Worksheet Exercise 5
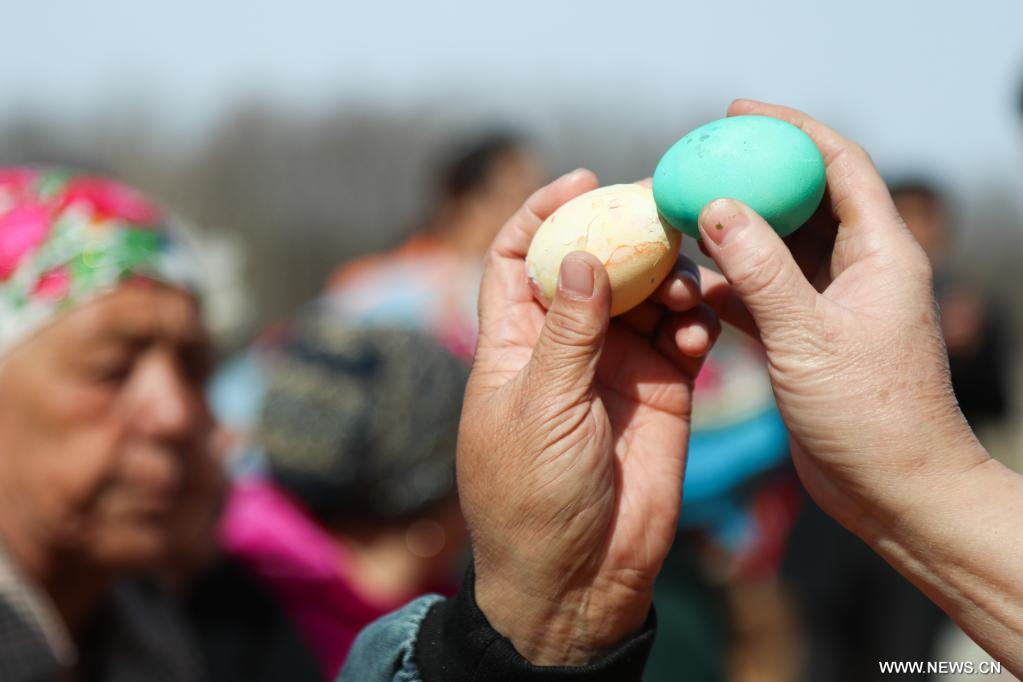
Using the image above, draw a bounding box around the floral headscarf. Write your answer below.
[0,167,197,355]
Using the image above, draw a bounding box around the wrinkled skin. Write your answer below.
[0,284,213,594]
[457,171,719,664]
[695,100,981,531]
[457,100,1023,675]
[697,101,1022,675]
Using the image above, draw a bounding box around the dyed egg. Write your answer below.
[526,184,681,316]
[653,115,826,239]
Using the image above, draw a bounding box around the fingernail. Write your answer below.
[674,262,701,288]
[559,254,594,299]
[667,278,689,300]
[701,199,749,246]
[731,97,765,109]
[668,269,700,300]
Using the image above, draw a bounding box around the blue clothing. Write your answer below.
[336,595,442,682]
[337,567,656,682]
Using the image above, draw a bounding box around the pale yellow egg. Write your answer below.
[526,184,682,316]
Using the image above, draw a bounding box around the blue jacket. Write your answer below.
[337,568,655,682]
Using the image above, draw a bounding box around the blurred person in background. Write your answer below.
[202,130,538,677]
[891,179,1010,429]
[165,416,322,682]
[0,167,318,682]
[324,130,544,359]
[219,311,470,679]
[0,167,208,681]
[645,325,800,682]
[208,130,543,474]
[782,499,947,681]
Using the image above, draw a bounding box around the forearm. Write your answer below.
[854,452,1023,674]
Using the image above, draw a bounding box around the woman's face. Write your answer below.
[0,283,214,570]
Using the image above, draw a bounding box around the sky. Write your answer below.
[5,0,1023,226]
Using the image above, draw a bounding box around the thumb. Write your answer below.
[526,251,611,394]
[698,198,817,338]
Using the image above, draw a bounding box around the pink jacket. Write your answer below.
[219,479,441,679]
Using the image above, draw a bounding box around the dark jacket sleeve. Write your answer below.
[414,565,656,682]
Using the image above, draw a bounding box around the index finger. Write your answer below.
[477,169,599,343]
[489,168,599,260]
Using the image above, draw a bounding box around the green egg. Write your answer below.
[653,115,826,239]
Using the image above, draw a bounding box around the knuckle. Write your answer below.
[700,309,724,348]
[895,243,934,287]
[851,142,872,163]
[912,250,934,279]
[545,306,598,348]
[912,258,934,289]
[829,143,873,182]
[694,302,721,337]
[729,238,789,297]
[482,249,501,273]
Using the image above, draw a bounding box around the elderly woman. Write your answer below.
[0,168,318,682]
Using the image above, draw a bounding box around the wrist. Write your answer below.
[475,567,652,665]
[844,454,1023,674]
[844,433,991,543]
[813,391,986,534]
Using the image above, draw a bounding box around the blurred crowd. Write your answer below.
[0,101,1019,682]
